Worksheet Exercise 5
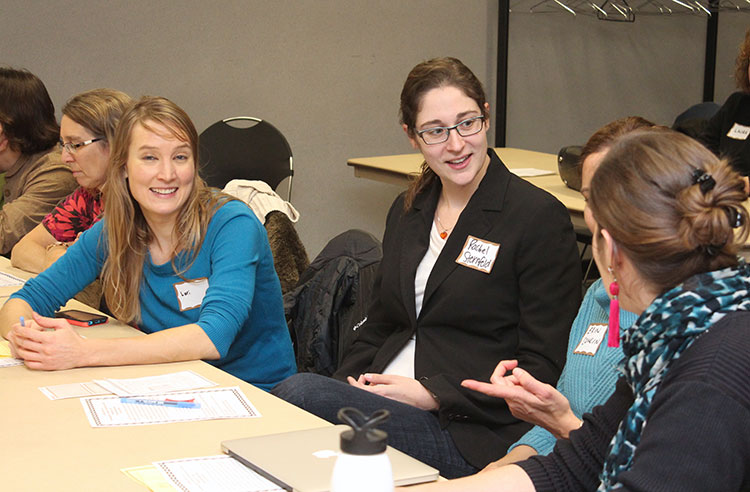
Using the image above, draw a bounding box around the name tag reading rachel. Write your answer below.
[573,323,608,356]
[174,278,209,311]
[727,122,750,140]
[455,235,500,274]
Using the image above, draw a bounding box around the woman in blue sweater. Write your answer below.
[467,117,653,468]
[0,96,296,391]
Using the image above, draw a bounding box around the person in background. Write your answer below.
[1,96,296,391]
[700,28,750,191]
[272,57,581,478]
[0,67,77,255]
[405,128,750,491]
[11,89,132,277]
[470,117,651,470]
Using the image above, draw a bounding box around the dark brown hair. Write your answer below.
[589,129,749,293]
[400,57,489,210]
[0,67,59,154]
[734,28,750,93]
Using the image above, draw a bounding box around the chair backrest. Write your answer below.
[199,116,294,201]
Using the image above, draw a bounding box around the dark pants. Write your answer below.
[271,373,478,479]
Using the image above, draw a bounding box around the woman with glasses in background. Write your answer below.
[11,89,132,309]
[11,89,131,286]
[273,57,581,478]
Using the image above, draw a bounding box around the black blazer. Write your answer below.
[700,91,750,176]
[335,149,582,467]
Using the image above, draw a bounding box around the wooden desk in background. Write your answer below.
[0,257,328,491]
[348,147,586,230]
[349,148,750,259]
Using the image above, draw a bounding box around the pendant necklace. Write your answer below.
[435,216,454,239]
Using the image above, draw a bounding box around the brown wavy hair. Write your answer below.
[400,57,489,210]
[580,116,655,164]
[734,28,750,93]
[101,96,234,323]
[589,129,749,293]
[62,89,132,149]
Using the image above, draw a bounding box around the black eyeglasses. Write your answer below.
[416,116,486,145]
[58,137,104,154]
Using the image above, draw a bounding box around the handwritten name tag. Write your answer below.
[455,235,500,274]
[173,277,209,311]
[727,123,750,140]
[573,323,607,356]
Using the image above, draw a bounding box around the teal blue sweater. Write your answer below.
[509,278,637,455]
[11,200,296,391]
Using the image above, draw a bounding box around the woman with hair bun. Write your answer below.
[407,129,750,491]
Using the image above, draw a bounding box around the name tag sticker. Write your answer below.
[573,323,608,356]
[727,123,750,140]
[174,277,209,311]
[455,235,500,274]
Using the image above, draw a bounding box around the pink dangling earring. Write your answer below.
[607,266,620,348]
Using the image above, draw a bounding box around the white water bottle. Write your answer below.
[331,407,394,492]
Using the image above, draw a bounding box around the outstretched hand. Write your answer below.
[462,360,581,439]
[7,312,88,370]
[347,373,439,411]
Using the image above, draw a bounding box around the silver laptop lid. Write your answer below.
[221,425,438,492]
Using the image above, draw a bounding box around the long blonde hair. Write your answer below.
[101,96,233,323]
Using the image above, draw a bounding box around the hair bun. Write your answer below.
[678,160,748,258]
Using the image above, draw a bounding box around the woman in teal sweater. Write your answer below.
[467,117,652,467]
[0,96,295,390]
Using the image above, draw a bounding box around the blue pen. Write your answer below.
[19,316,25,327]
[119,397,200,409]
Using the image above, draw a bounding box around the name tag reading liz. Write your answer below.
[727,122,750,140]
[456,235,500,274]
[174,278,209,311]
[573,323,608,356]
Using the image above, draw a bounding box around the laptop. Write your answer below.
[221,425,439,492]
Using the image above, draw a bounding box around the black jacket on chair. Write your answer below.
[334,149,582,468]
[286,230,382,376]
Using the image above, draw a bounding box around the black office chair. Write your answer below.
[199,116,294,201]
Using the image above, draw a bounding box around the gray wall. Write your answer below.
[507,9,750,152]
[1,0,496,257]
[2,1,747,257]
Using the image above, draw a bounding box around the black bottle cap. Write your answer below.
[337,407,390,455]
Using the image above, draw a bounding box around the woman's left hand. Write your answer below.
[347,373,439,411]
[7,312,87,370]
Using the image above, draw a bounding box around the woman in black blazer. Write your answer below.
[700,28,750,188]
[273,57,581,478]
